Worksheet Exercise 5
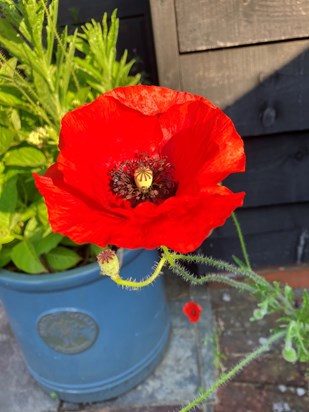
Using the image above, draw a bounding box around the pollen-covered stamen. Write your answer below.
[110,153,177,206]
[134,167,153,192]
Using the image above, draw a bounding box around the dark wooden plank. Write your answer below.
[209,204,309,237]
[225,132,309,207]
[58,0,147,25]
[201,229,306,267]
[180,39,309,136]
[176,0,309,52]
[149,0,181,89]
[116,16,158,83]
[199,203,309,267]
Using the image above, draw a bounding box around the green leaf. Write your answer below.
[36,232,63,255]
[0,126,15,155]
[0,245,12,267]
[11,239,47,273]
[0,84,25,107]
[37,200,49,226]
[0,227,15,244]
[60,236,79,247]
[45,246,82,271]
[4,147,46,167]
[90,244,103,257]
[24,216,45,243]
[232,255,247,269]
[0,171,18,233]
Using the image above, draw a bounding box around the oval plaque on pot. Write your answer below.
[38,310,99,354]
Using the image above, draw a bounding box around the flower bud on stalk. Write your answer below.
[97,249,120,280]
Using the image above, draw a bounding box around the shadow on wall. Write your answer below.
[199,46,309,267]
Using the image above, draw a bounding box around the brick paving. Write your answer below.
[0,274,308,412]
[210,288,309,412]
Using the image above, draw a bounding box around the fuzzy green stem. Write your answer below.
[168,252,270,290]
[111,256,167,288]
[179,331,285,412]
[169,261,255,293]
[232,212,252,270]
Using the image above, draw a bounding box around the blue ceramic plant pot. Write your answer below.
[0,249,170,403]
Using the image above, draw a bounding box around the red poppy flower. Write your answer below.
[183,301,203,323]
[34,85,245,253]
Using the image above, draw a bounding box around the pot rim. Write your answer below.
[0,248,150,293]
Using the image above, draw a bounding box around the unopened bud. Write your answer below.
[134,167,153,192]
[282,346,298,363]
[97,249,120,279]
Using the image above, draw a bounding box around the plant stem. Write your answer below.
[111,256,167,289]
[179,331,285,412]
[39,0,81,92]
[169,261,255,293]
[169,252,270,290]
[232,212,252,270]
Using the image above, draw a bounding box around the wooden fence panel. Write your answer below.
[180,40,309,136]
[176,0,309,52]
[150,0,309,266]
[202,203,309,267]
[226,132,309,207]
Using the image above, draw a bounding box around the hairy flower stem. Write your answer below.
[111,256,167,288]
[168,252,271,290]
[178,331,285,412]
[168,259,255,293]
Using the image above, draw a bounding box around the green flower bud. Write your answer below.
[97,249,120,279]
[282,346,298,363]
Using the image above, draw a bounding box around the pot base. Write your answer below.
[29,321,170,403]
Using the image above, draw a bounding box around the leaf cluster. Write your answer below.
[0,0,140,273]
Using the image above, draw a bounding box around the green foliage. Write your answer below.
[0,0,140,273]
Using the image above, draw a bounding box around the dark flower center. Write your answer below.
[110,153,177,206]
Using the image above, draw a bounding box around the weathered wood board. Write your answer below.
[180,39,309,136]
[200,203,309,267]
[149,0,181,90]
[150,0,309,266]
[176,0,309,52]
[226,132,309,207]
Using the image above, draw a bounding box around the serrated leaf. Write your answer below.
[36,232,63,255]
[11,239,47,273]
[0,57,18,77]
[0,85,29,109]
[4,147,46,166]
[45,246,82,271]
